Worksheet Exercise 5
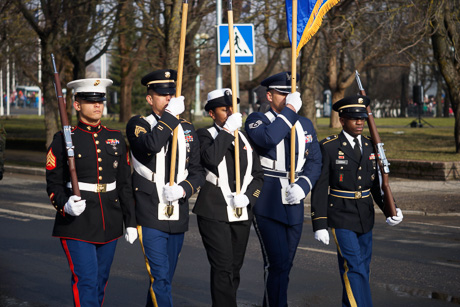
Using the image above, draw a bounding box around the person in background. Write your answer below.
[311,95,403,307]
[46,78,137,306]
[126,69,205,307]
[194,88,264,307]
[244,71,322,307]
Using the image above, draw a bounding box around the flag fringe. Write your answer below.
[296,0,341,57]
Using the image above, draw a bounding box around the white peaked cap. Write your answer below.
[67,78,113,94]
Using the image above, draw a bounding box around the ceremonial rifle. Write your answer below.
[167,0,189,218]
[355,70,396,217]
[289,0,298,184]
[51,54,80,197]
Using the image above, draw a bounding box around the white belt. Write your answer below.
[205,171,220,186]
[66,181,116,193]
[260,156,276,169]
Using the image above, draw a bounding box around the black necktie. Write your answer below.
[353,137,361,160]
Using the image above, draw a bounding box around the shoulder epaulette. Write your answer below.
[321,134,338,145]
[362,135,371,141]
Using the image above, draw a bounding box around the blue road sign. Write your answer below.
[218,24,255,65]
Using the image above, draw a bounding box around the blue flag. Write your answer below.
[286,0,340,57]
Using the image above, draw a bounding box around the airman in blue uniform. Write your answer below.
[311,95,403,307]
[245,72,322,307]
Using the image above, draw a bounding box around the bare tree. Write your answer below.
[429,0,460,152]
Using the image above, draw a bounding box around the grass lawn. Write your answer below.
[1,114,458,162]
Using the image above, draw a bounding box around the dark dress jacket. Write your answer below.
[46,121,136,243]
[193,125,264,221]
[126,111,205,233]
[311,131,385,234]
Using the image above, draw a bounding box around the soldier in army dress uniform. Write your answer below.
[46,78,138,306]
[194,88,264,307]
[126,69,204,307]
[311,95,403,307]
[245,72,322,307]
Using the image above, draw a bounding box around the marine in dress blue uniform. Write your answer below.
[46,79,137,307]
[245,72,322,307]
[126,69,205,307]
[311,95,403,307]
[194,89,264,307]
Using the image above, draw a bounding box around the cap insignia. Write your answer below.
[286,72,291,80]
[165,71,171,78]
[94,80,101,86]
[358,98,363,104]
[225,90,231,96]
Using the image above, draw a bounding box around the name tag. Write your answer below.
[336,160,348,165]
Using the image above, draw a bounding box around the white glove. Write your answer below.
[64,195,86,216]
[386,208,403,226]
[285,183,306,204]
[124,227,138,244]
[165,96,185,116]
[223,113,242,133]
[163,183,185,202]
[314,229,330,245]
[232,193,250,208]
[286,92,302,113]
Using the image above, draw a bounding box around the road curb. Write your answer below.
[5,165,46,176]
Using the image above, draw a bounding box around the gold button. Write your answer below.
[94,133,98,138]
[78,154,82,158]
[99,167,103,171]
[97,149,101,153]
[358,186,362,189]
[115,199,118,202]
[96,140,99,145]
[99,176,102,180]
[358,176,362,180]
[330,203,333,207]
[135,187,139,191]
[98,158,102,162]
[340,166,343,169]
[115,152,118,155]
[358,166,362,170]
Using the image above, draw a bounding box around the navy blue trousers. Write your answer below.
[60,238,117,307]
[332,228,373,307]
[254,215,302,307]
[138,226,184,307]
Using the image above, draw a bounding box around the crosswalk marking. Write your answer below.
[16,202,54,211]
[297,246,336,255]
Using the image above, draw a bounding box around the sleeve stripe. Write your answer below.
[184,179,194,194]
[159,121,173,131]
[298,175,312,190]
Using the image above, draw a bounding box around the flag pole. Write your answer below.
[168,0,188,216]
[227,0,242,217]
[290,0,297,184]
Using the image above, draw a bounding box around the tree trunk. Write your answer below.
[430,1,460,153]
[400,72,408,117]
[299,36,320,128]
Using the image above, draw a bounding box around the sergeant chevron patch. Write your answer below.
[134,126,147,137]
[46,148,56,170]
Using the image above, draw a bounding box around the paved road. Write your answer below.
[0,172,459,306]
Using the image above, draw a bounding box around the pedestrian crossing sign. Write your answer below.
[218,24,255,65]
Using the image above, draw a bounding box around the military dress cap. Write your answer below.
[67,78,113,102]
[333,95,370,118]
[141,69,177,95]
[204,88,240,111]
[261,71,300,94]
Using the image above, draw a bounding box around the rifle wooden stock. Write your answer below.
[357,84,396,218]
[51,54,80,197]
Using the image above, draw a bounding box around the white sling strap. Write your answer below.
[263,111,307,204]
[206,126,253,221]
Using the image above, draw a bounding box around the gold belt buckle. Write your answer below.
[97,184,107,193]
[354,191,362,199]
